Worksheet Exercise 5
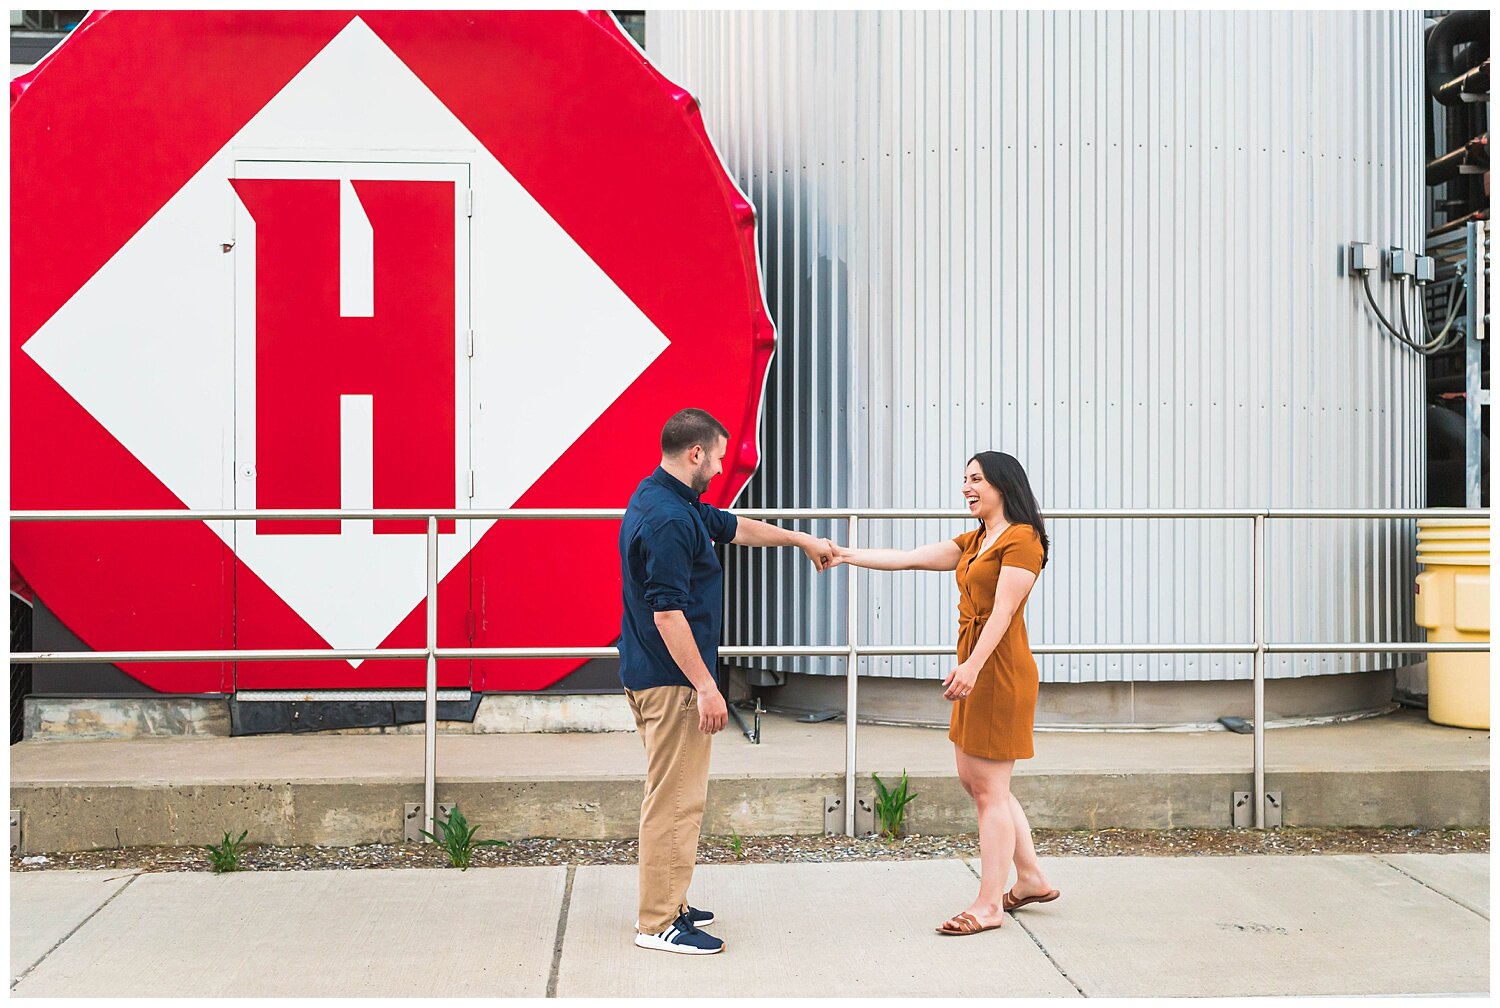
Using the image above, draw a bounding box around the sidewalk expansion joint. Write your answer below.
[545,864,577,998]
[1376,855,1489,920]
[964,857,1086,997]
[12,872,142,990]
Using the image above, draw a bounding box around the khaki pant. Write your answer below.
[625,684,713,934]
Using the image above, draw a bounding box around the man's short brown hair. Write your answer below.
[661,408,730,456]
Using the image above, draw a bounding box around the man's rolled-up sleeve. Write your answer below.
[642,519,696,613]
[698,504,738,544]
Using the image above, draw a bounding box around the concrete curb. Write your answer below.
[11,765,1489,852]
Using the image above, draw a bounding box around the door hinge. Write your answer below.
[465,190,474,217]
[466,329,475,358]
[468,471,475,499]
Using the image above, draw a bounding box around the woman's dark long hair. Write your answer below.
[969,451,1050,568]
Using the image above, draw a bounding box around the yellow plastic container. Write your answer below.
[1414,518,1490,730]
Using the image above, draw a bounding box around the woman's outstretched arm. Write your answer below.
[829,540,963,572]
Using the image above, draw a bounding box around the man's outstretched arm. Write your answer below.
[730,517,834,570]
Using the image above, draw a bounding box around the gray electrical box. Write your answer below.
[1389,247,1415,277]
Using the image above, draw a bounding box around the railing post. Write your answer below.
[1252,513,1266,829]
[844,514,860,837]
[424,514,438,839]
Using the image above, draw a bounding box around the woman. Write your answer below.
[830,451,1058,935]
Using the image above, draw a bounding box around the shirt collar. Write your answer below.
[651,466,700,503]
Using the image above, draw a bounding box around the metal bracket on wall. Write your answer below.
[823,795,875,836]
[403,802,455,843]
[10,810,20,854]
[1232,791,1283,829]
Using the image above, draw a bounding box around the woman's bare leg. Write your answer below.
[951,745,1015,927]
[1007,792,1053,899]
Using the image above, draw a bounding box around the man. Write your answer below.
[619,408,832,955]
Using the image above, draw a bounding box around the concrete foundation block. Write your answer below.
[1273,769,1490,829]
[13,782,294,853]
[25,698,230,741]
[903,772,1245,833]
[471,694,637,734]
[439,781,641,840]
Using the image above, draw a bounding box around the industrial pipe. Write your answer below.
[1427,134,1488,187]
[1428,209,1489,240]
[1427,10,1489,104]
[1436,58,1489,106]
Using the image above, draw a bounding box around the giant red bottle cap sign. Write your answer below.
[11,11,775,693]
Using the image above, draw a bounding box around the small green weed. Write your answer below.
[872,769,918,839]
[418,805,508,869]
[729,829,745,860]
[206,829,249,873]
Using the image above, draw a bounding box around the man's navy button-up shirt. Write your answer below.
[618,467,738,692]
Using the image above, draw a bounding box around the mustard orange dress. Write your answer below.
[948,523,1046,760]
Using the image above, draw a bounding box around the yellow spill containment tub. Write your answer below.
[1414,518,1490,730]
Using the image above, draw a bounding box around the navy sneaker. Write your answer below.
[634,912,725,955]
[636,905,715,928]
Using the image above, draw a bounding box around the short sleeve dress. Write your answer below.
[948,522,1046,760]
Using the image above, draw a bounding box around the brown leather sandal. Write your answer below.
[1003,888,1060,912]
[935,911,1002,935]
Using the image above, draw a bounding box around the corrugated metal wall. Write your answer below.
[649,11,1427,683]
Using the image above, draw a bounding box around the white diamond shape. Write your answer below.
[22,17,669,662]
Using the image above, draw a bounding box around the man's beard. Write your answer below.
[690,464,713,495]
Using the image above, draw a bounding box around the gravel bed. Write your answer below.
[10,827,1487,874]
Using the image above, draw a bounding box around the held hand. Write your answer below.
[800,535,836,572]
[942,661,979,701]
[819,537,837,570]
[697,687,728,735]
[824,542,852,569]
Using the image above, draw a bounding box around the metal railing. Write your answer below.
[11,506,1491,835]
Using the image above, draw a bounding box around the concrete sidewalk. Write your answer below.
[10,708,1490,850]
[10,853,1488,997]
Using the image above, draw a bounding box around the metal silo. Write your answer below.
[649,11,1428,725]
